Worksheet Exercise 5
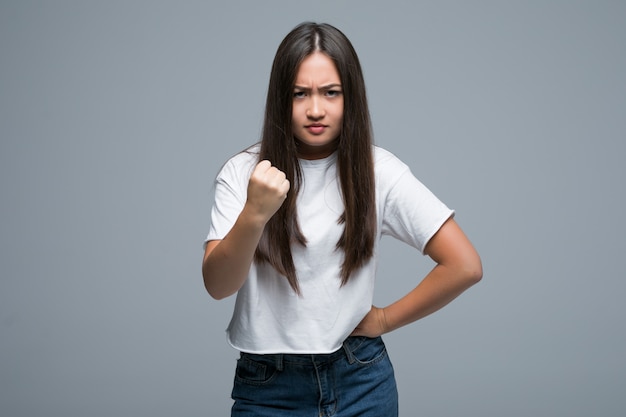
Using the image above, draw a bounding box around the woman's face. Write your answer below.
[291,52,344,160]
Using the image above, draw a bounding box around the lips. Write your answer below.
[306,124,327,134]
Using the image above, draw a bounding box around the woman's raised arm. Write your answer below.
[202,160,290,299]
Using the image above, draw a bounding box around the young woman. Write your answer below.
[202,22,482,417]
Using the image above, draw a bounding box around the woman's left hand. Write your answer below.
[350,306,388,338]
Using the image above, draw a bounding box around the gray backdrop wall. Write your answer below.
[1,1,624,416]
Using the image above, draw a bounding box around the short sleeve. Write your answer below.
[204,151,257,246]
[380,166,454,254]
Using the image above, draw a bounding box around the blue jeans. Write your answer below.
[231,336,398,417]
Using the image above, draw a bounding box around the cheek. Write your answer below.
[335,101,344,120]
[336,111,344,126]
[291,103,303,122]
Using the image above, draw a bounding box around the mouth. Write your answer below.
[305,124,327,134]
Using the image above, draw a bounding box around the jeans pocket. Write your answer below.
[235,354,278,385]
[345,336,388,366]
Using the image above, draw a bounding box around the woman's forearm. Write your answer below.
[382,262,482,333]
[202,206,266,299]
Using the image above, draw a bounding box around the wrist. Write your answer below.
[240,203,271,229]
[379,307,390,335]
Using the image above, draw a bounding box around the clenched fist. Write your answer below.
[245,160,290,223]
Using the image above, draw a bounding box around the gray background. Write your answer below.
[1,1,624,416]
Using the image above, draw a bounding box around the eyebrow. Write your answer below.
[293,83,342,91]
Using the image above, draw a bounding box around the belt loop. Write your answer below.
[342,338,356,364]
[276,354,284,371]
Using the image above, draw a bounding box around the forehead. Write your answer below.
[295,52,340,83]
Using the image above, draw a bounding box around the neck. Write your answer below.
[296,140,338,160]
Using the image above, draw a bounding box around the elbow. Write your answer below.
[468,266,483,286]
[204,282,220,300]
[450,253,482,288]
[203,276,232,300]
[202,269,228,300]
[207,289,229,301]
[464,257,483,286]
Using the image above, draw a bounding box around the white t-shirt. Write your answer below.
[205,145,453,354]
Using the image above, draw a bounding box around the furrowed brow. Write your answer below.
[294,83,342,91]
[320,83,342,91]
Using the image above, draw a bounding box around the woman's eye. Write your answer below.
[294,91,306,98]
[326,90,341,97]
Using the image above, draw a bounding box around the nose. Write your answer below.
[306,96,325,119]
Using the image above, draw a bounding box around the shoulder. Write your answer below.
[373,145,408,169]
[217,143,260,180]
[225,143,260,168]
[372,145,410,183]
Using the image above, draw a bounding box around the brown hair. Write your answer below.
[255,22,376,294]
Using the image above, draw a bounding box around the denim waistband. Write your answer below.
[238,336,378,371]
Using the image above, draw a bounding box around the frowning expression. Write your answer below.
[292,52,344,160]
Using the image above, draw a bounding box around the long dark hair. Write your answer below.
[255,22,376,294]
